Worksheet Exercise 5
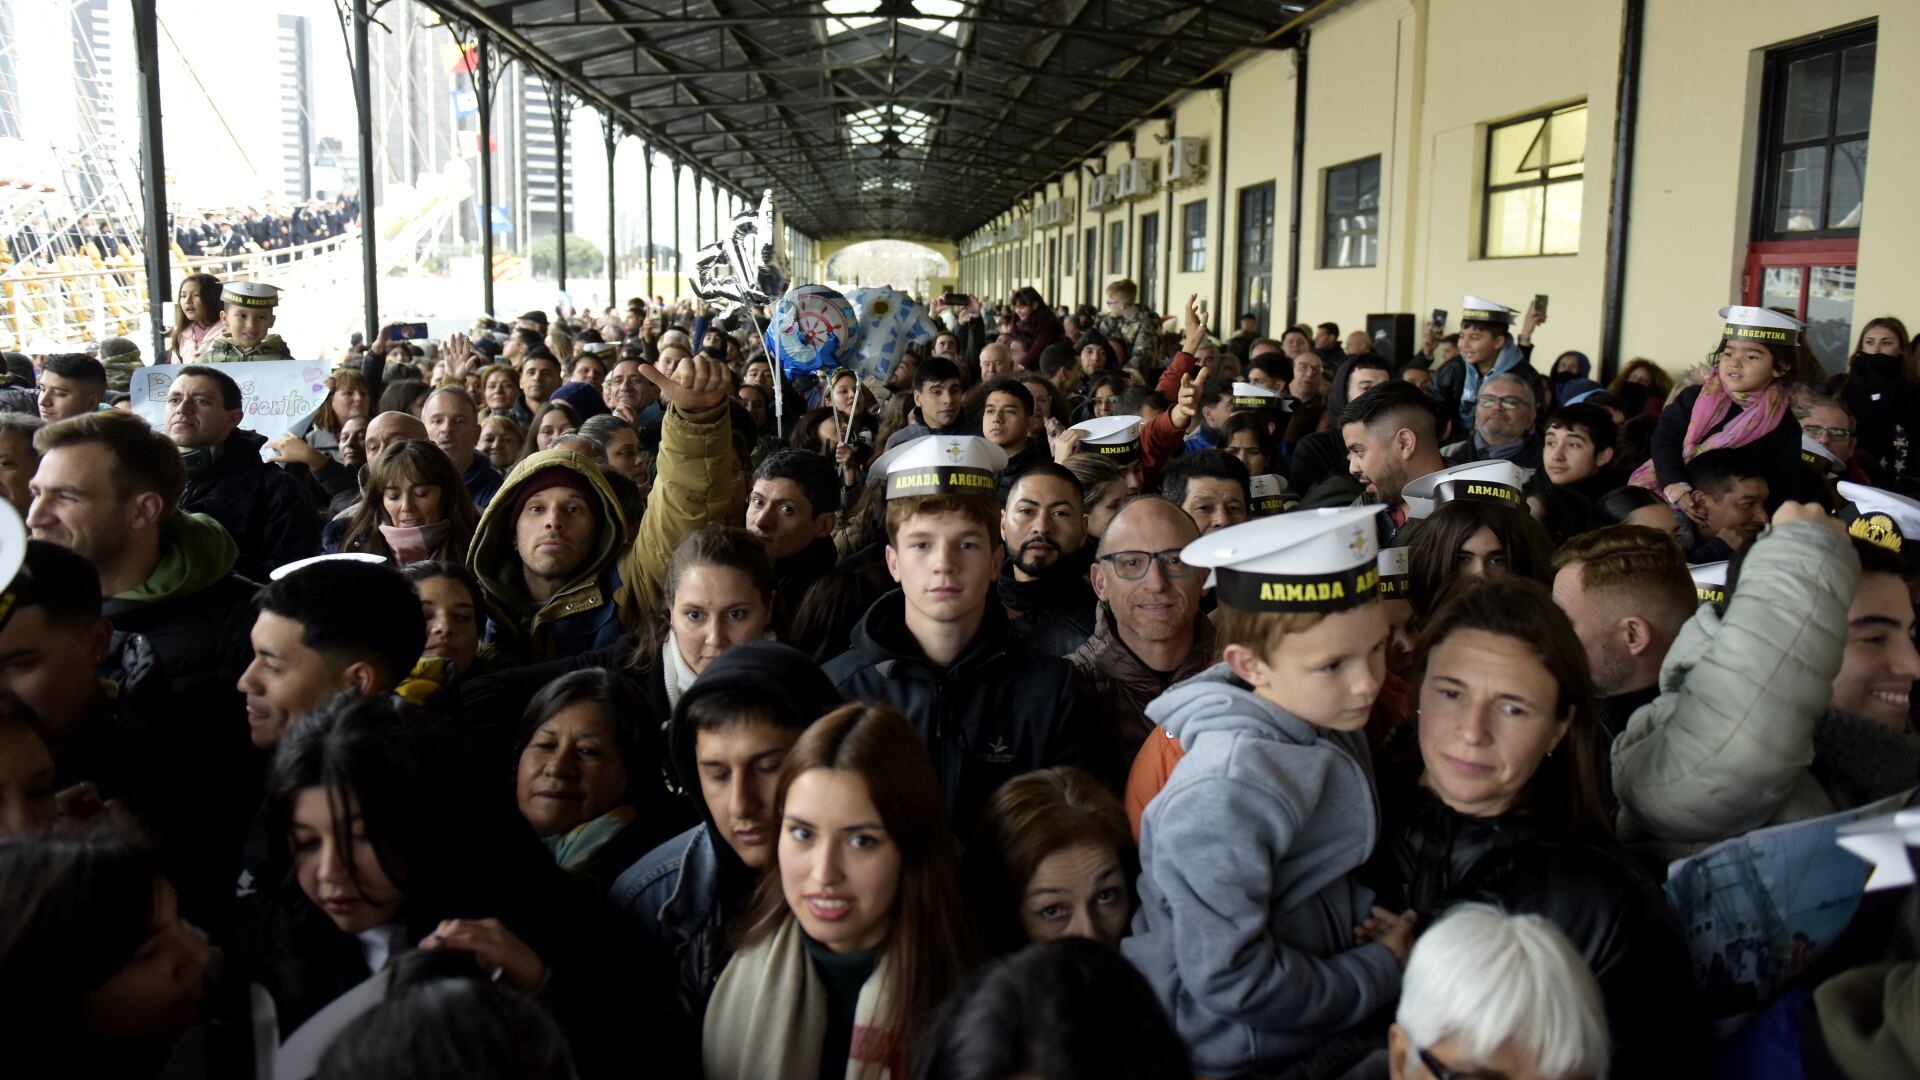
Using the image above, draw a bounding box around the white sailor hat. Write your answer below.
[224,281,282,309]
[1460,296,1518,326]
[1180,505,1386,614]
[0,499,29,633]
[1719,305,1803,347]
[1800,434,1844,476]
[1836,806,1920,892]
[269,552,388,581]
[1249,474,1287,517]
[579,341,617,357]
[1838,481,1920,560]
[1401,460,1528,510]
[1231,381,1285,411]
[870,434,1006,500]
[1690,561,1729,606]
[1377,545,1411,599]
[1070,415,1143,464]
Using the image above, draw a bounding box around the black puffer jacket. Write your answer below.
[995,549,1097,657]
[823,590,1084,831]
[1365,766,1704,1077]
[181,427,321,581]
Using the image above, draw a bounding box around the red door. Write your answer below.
[1741,238,1858,372]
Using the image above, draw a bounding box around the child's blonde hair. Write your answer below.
[1213,595,1381,662]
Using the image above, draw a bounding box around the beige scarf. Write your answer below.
[702,917,900,1080]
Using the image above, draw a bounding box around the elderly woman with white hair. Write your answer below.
[1386,904,1610,1080]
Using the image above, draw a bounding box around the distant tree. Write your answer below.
[531,233,604,278]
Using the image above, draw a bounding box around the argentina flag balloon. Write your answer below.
[847,286,939,382]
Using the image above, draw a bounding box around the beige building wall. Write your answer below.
[959,0,1916,378]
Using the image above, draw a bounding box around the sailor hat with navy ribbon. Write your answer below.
[1401,459,1529,510]
[223,281,281,309]
[1180,505,1387,613]
[1691,561,1729,606]
[869,434,1007,500]
[1720,305,1803,347]
[1069,415,1143,464]
[1231,381,1285,411]
[1249,474,1288,517]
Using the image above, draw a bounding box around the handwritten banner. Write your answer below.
[129,361,332,460]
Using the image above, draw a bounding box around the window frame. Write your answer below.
[1753,24,1874,242]
[1181,199,1207,273]
[1319,155,1380,269]
[1480,101,1587,259]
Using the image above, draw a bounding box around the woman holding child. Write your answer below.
[1362,576,1701,1076]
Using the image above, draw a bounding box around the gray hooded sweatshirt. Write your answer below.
[1120,663,1399,1076]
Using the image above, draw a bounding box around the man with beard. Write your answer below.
[1340,382,1450,545]
[996,462,1094,654]
[1069,497,1212,788]
[1550,525,1695,756]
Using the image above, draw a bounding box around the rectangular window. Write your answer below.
[1182,200,1207,273]
[1483,102,1586,258]
[1757,28,1873,240]
[1065,234,1075,274]
[1109,220,1125,275]
[1321,156,1379,268]
[1237,182,1277,333]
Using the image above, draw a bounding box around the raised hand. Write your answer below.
[1170,364,1212,432]
[1050,425,1087,463]
[640,351,731,413]
[421,918,546,993]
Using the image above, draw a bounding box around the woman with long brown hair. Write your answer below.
[1009,287,1063,371]
[337,440,478,565]
[704,703,980,1079]
[963,767,1136,954]
[289,366,371,464]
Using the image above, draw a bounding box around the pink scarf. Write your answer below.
[1631,372,1788,491]
[378,520,452,565]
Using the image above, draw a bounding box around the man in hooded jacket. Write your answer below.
[467,354,734,662]
[610,641,842,1031]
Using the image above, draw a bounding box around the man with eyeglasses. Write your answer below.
[1797,395,1871,484]
[1443,372,1543,472]
[1070,496,1211,788]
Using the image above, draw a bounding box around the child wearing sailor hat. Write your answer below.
[1122,505,1415,1077]
[1633,306,1806,509]
[199,280,293,361]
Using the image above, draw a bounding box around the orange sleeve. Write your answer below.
[1124,723,1186,843]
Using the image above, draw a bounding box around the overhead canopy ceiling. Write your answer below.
[419,0,1316,242]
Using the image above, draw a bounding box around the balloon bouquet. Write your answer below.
[689,192,941,445]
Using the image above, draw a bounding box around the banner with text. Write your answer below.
[130,362,332,460]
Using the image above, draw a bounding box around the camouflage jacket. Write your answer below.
[197,331,293,362]
[1096,307,1162,372]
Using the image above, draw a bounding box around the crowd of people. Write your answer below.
[0,268,1917,1080]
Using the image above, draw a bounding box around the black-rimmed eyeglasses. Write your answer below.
[1097,549,1200,580]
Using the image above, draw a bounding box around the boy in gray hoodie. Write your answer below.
[1121,505,1416,1076]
